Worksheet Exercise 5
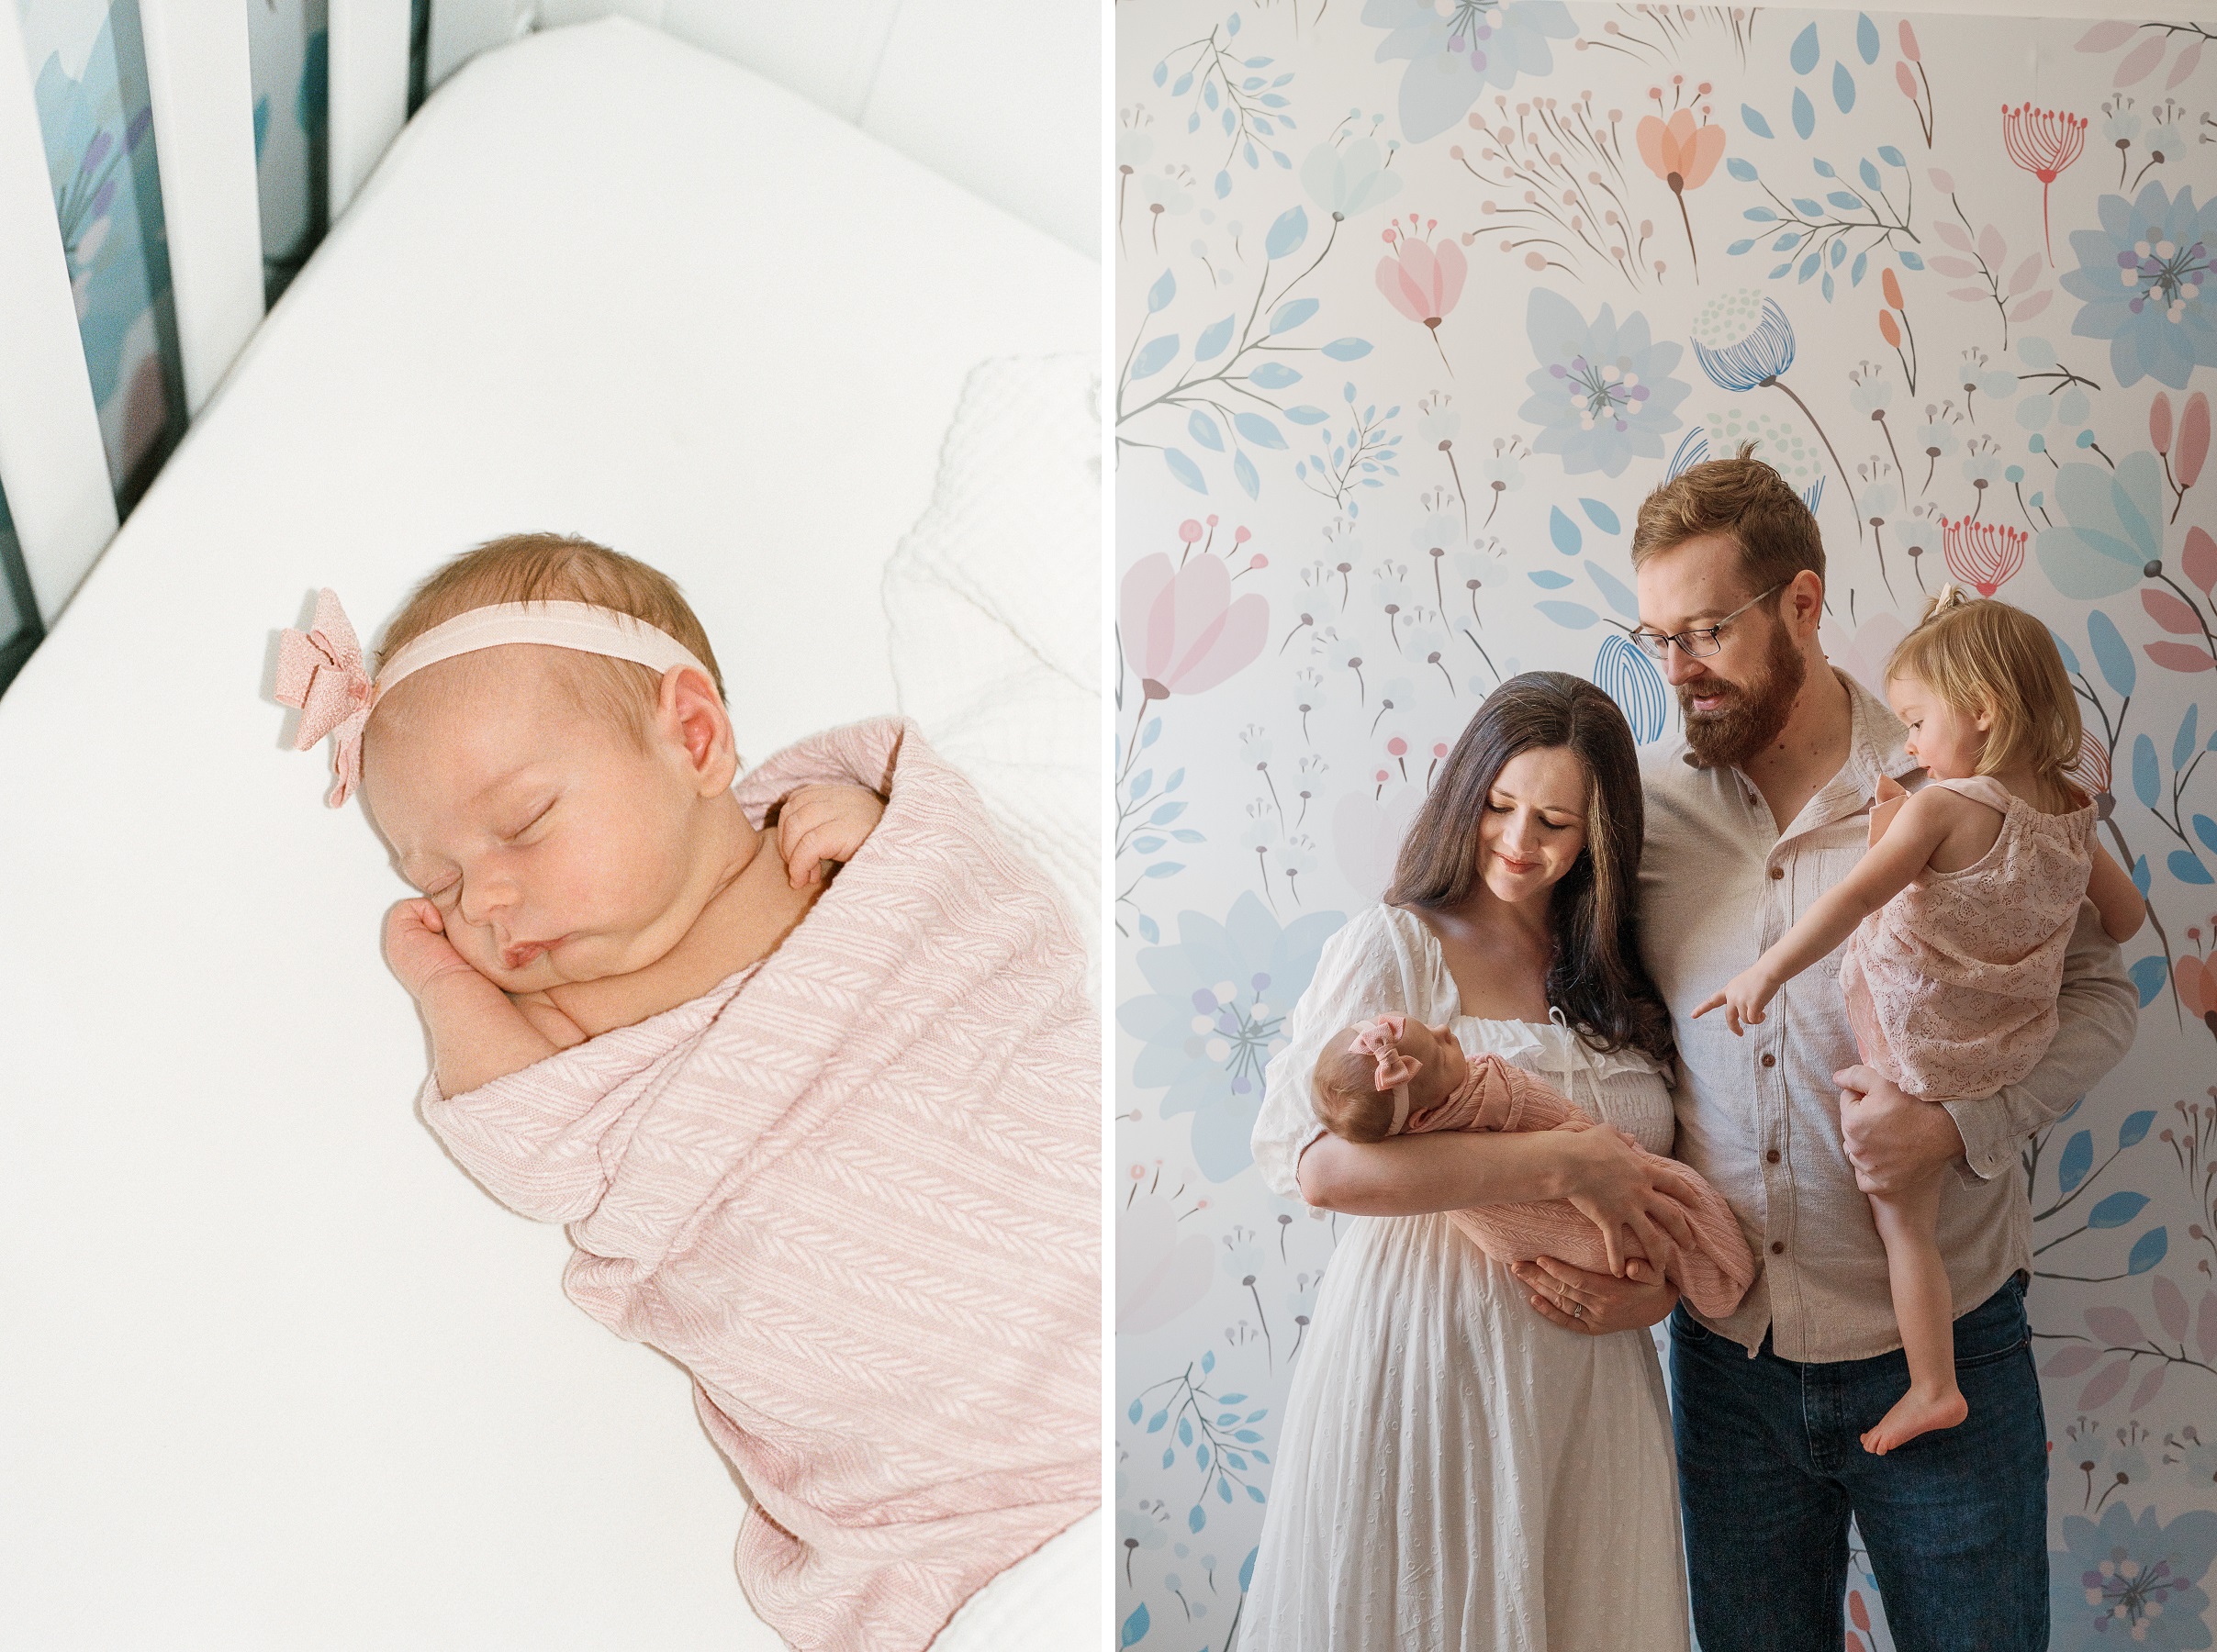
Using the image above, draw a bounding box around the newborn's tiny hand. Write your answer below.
[778,784,887,888]
[384,899,479,1001]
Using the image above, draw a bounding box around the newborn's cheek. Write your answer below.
[448,924,507,978]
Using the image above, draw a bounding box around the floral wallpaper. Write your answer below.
[0,0,422,696]
[1114,6,2217,1648]
[15,0,182,509]
[246,0,330,303]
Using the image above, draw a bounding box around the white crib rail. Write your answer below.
[140,0,265,418]
[0,0,413,629]
[330,0,411,220]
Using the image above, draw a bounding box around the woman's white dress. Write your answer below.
[1243,904,1690,1651]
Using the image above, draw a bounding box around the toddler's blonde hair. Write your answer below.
[372,533,725,747]
[1885,589,2080,794]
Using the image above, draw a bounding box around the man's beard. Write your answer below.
[1680,617,1807,768]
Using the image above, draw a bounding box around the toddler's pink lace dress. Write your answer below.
[1837,775,2096,1102]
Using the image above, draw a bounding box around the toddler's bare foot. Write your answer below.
[1860,1385,1968,1456]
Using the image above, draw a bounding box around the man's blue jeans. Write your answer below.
[1670,1275,2048,1652]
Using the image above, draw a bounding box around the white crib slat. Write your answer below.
[328,0,411,218]
[0,2,120,626]
[138,0,264,416]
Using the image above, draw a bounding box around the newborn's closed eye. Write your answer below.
[502,799,555,843]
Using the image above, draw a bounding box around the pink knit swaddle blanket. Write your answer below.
[1408,1054,1756,1319]
[417,718,1098,1652]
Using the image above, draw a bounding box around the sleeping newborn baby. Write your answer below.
[274,533,1097,1652]
[1315,1013,1754,1318]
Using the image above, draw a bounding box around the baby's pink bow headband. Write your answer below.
[1346,1015,1423,1136]
[274,587,721,806]
[1347,1014,1422,1092]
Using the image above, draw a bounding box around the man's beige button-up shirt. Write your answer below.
[1638,668,2139,1361]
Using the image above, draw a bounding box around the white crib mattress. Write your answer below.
[0,18,1092,1649]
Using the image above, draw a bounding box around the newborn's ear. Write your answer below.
[659,664,738,793]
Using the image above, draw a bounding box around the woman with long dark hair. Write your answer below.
[1242,672,1696,1649]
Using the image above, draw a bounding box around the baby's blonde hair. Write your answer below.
[1885,590,2080,792]
[372,533,725,747]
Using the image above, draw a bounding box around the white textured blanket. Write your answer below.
[882,354,1102,1001]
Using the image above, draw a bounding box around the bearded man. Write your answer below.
[1514,448,2136,1652]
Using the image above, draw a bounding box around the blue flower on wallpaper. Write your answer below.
[1302,137,1403,221]
[2060,182,2217,390]
[2048,1502,2217,1650]
[2035,452,2167,600]
[1691,288,1798,390]
[1593,632,1670,744]
[1518,288,1688,479]
[1361,0,1577,144]
[31,7,172,409]
[1119,893,1346,1182]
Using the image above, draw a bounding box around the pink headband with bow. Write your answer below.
[1348,1014,1423,1134]
[274,587,720,806]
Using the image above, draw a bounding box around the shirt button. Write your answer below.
[1768,865,1785,880]
[1770,1240,1786,1255]
[1766,1148,1781,1164]
[1761,1053,1776,1067]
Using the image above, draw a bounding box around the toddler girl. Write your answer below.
[1314,1012,1756,1318]
[272,533,1098,1652]
[1697,586,2143,1454]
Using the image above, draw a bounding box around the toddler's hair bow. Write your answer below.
[1347,1014,1422,1092]
[275,588,372,806]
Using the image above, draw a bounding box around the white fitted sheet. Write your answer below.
[0,18,1092,1648]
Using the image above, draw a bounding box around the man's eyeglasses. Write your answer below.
[1629,584,1786,661]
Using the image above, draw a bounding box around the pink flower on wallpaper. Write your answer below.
[1636,106,1726,279]
[1376,215,1466,372]
[2001,101,2088,264]
[1940,515,2027,596]
[1120,551,1270,701]
[2174,953,2217,1039]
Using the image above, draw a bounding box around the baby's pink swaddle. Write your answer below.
[417,718,1098,1652]
[1410,1053,1756,1319]
[1838,774,2095,1103]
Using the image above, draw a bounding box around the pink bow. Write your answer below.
[1347,1014,1422,1091]
[275,588,373,807]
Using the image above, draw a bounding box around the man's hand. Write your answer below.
[1511,1255,1679,1335]
[1835,1063,1966,1194]
[778,784,887,889]
[1693,962,1780,1037]
[384,899,482,1002]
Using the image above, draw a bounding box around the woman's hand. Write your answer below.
[1554,1124,1699,1277]
[384,899,484,1001]
[1511,1255,1678,1335]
